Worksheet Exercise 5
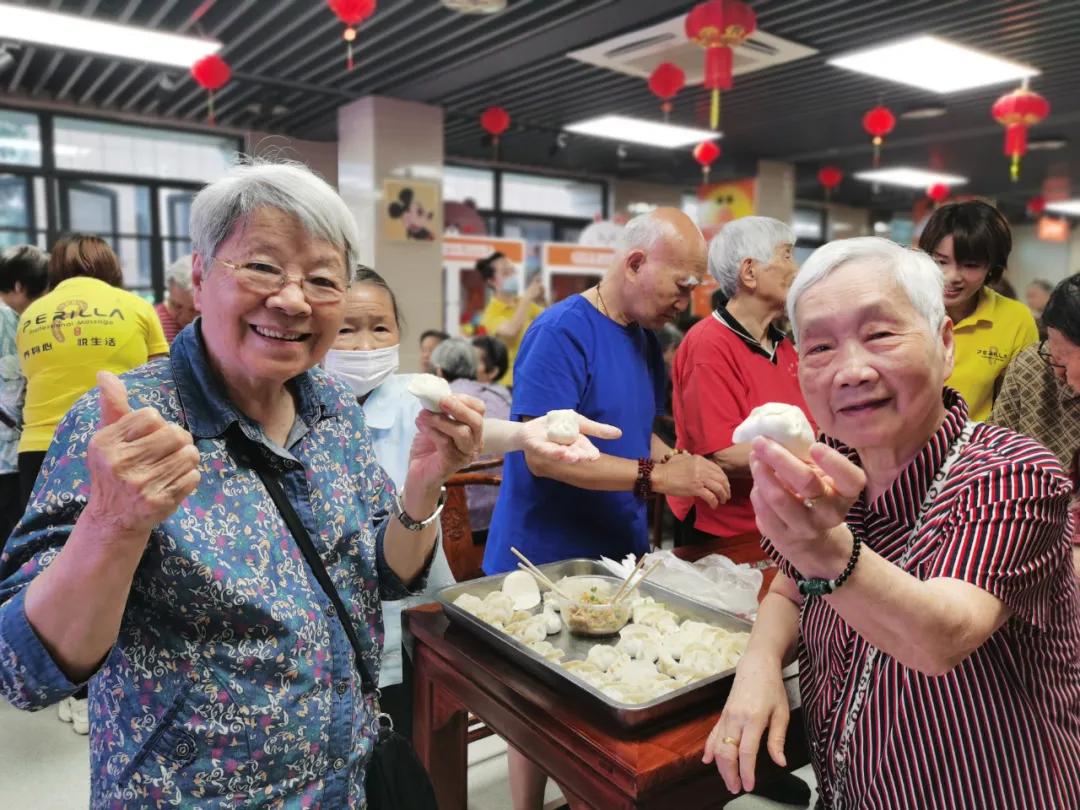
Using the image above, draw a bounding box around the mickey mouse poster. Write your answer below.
[384,179,441,242]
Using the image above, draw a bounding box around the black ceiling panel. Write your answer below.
[0,0,1077,213]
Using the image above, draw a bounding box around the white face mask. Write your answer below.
[324,344,400,397]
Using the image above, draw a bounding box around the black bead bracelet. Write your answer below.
[797,530,862,598]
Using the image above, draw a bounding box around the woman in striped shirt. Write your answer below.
[704,237,1080,809]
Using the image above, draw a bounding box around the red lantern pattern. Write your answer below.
[693,140,721,183]
[328,0,377,71]
[1027,196,1047,217]
[927,183,950,204]
[480,106,511,159]
[992,84,1050,182]
[862,106,896,167]
[818,166,843,200]
[685,0,756,130]
[648,63,686,120]
[190,54,231,125]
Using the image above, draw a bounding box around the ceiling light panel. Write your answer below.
[853,167,969,189]
[1046,200,1080,217]
[828,35,1038,94]
[563,115,721,149]
[0,5,221,68]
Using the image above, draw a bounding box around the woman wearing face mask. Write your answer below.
[918,201,1038,421]
[323,266,621,736]
[477,252,545,388]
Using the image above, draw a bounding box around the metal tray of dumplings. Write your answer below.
[435,558,754,729]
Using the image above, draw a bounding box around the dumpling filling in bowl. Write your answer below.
[554,576,632,636]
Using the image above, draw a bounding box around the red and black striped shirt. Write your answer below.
[765,391,1080,809]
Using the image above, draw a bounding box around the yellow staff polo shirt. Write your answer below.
[17,276,169,453]
[479,297,543,388]
[947,287,1039,421]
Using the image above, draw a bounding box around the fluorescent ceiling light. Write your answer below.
[0,5,221,67]
[563,115,721,149]
[853,167,968,189]
[828,35,1038,94]
[1046,200,1080,217]
[0,138,86,157]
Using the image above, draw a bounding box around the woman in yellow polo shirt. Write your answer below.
[17,235,169,512]
[477,251,544,387]
[918,201,1038,420]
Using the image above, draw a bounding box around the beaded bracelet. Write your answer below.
[796,529,862,598]
[634,457,656,499]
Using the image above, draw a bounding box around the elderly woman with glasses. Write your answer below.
[0,160,488,808]
[703,237,1080,809]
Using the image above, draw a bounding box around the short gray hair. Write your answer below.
[709,216,795,297]
[615,211,677,255]
[430,337,477,383]
[787,236,945,343]
[190,158,361,282]
[165,255,194,293]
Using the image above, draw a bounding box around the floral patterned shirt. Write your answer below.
[0,323,427,809]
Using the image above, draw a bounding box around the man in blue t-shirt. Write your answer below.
[484,209,731,576]
[486,208,733,810]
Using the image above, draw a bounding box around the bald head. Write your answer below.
[609,208,707,330]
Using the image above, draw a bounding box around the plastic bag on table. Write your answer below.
[600,550,763,620]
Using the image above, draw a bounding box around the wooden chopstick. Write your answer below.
[510,547,570,599]
[516,562,561,594]
[612,555,648,603]
[617,561,662,604]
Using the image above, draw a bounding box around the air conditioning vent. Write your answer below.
[567,14,816,85]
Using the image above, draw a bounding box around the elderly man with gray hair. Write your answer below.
[670,216,810,555]
[482,208,730,810]
[154,254,196,343]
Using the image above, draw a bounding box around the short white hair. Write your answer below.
[190,158,361,282]
[430,337,477,382]
[615,211,677,254]
[786,236,945,343]
[165,255,194,293]
[709,216,795,297]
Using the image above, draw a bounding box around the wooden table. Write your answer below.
[405,536,806,810]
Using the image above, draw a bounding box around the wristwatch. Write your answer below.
[391,487,447,531]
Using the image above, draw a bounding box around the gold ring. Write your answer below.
[721,736,740,746]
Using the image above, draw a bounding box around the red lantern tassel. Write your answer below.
[1005,124,1027,182]
[872,136,882,168]
[344,26,357,71]
[207,90,216,126]
[704,48,732,131]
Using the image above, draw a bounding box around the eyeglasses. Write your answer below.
[212,257,349,304]
[1037,341,1065,370]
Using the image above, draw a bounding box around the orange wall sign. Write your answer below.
[542,243,616,271]
[443,235,526,264]
[1038,216,1070,242]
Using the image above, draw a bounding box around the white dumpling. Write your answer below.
[527,641,565,662]
[542,604,562,635]
[546,409,580,445]
[732,402,815,459]
[618,624,662,642]
[453,593,484,616]
[586,645,627,673]
[407,374,452,413]
[507,615,549,645]
[476,592,515,626]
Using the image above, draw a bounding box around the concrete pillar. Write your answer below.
[755,160,795,224]
[338,96,444,373]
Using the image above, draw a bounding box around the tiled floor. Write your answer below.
[0,699,815,809]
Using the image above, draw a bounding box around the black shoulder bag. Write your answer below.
[255,466,439,810]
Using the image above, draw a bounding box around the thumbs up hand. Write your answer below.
[85,371,201,537]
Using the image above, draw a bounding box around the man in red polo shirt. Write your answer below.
[671,216,812,553]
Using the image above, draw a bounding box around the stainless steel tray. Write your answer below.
[436,558,754,729]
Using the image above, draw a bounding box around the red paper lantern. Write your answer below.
[685,0,756,130]
[992,84,1050,182]
[1027,196,1047,217]
[328,0,377,71]
[818,166,843,200]
[862,105,896,167]
[927,183,950,204]
[693,140,721,183]
[648,63,686,120]
[190,54,231,125]
[480,106,511,159]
